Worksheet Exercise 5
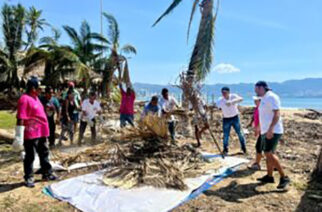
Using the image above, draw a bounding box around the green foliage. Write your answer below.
[153,0,220,82]
[0,111,16,129]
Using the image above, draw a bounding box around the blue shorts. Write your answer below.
[72,113,79,123]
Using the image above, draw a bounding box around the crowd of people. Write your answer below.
[13,76,290,190]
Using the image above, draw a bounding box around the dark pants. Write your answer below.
[79,119,96,143]
[24,137,52,180]
[120,114,134,128]
[168,121,176,141]
[48,116,56,146]
[223,115,246,151]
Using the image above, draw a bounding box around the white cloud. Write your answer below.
[213,63,240,74]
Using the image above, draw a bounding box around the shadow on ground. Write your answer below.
[204,180,287,203]
[295,173,322,212]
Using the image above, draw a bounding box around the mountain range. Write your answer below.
[133,78,322,98]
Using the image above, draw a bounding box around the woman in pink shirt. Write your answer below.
[119,83,135,127]
[248,96,263,170]
[15,77,56,187]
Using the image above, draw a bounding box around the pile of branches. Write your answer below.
[58,115,223,190]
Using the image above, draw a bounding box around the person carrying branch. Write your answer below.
[14,77,56,188]
[141,96,161,119]
[119,83,136,128]
[216,87,247,155]
[159,88,179,142]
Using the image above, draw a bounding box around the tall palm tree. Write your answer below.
[25,6,48,50]
[154,0,222,154]
[102,13,137,97]
[0,3,26,89]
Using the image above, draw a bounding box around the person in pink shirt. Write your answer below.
[119,83,135,127]
[248,96,263,170]
[14,77,56,188]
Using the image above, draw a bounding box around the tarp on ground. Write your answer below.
[45,156,248,212]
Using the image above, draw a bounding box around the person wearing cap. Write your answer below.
[247,96,263,170]
[119,83,136,128]
[216,87,247,155]
[255,81,290,189]
[78,92,102,145]
[62,81,82,131]
[40,86,60,148]
[159,88,179,142]
[14,77,56,188]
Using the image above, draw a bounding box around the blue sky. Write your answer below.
[3,0,322,84]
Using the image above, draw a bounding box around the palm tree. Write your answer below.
[23,30,90,87]
[63,21,109,67]
[154,0,223,154]
[0,3,26,89]
[102,13,137,97]
[25,6,48,50]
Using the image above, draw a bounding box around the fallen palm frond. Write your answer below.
[58,115,224,190]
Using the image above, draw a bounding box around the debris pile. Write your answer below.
[58,115,223,190]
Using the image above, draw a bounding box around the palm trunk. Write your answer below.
[316,147,322,179]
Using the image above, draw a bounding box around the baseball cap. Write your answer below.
[255,81,271,90]
[26,76,40,90]
[68,81,75,88]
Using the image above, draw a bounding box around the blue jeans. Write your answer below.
[120,114,134,128]
[222,115,246,151]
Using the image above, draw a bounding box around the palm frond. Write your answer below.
[152,0,183,27]
[187,0,200,42]
[63,25,82,48]
[188,0,217,81]
[103,12,120,47]
[121,44,137,55]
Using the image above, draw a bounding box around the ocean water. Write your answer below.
[240,97,322,110]
[137,95,322,110]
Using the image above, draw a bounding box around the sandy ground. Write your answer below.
[0,108,322,212]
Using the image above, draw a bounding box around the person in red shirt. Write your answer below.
[248,96,262,170]
[14,77,57,188]
[119,83,135,127]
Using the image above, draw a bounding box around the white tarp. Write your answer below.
[47,156,248,212]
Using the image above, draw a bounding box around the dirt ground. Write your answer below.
[0,108,322,212]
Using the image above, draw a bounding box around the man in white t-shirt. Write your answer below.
[78,92,102,145]
[216,87,246,155]
[255,81,290,189]
[159,88,179,141]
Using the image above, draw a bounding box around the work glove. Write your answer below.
[12,126,25,152]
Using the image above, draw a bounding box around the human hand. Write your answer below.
[266,130,274,140]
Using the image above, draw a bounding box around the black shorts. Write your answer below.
[255,136,262,154]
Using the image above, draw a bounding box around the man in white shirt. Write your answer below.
[159,88,179,141]
[216,87,246,155]
[255,81,290,189]
[78,92,102,145]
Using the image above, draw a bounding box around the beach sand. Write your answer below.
[0,107,321,212]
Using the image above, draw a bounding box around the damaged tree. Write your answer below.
[153,0,223,156]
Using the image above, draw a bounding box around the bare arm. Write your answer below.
[269,110,280,132]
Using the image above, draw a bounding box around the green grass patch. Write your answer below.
[0,110,16,129]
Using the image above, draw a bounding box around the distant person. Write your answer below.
[63,82,81,131]
[192,94,209,147]
[78,92,102,145]
[248,96,262,170]
[141,96,161,119]
[15,77,56,188]
[216,87,247,155]
[40,86,60,148]
[59,90,76,145]
[119,83,136,128]
[159,88,179,141]
[255,81,290,189]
